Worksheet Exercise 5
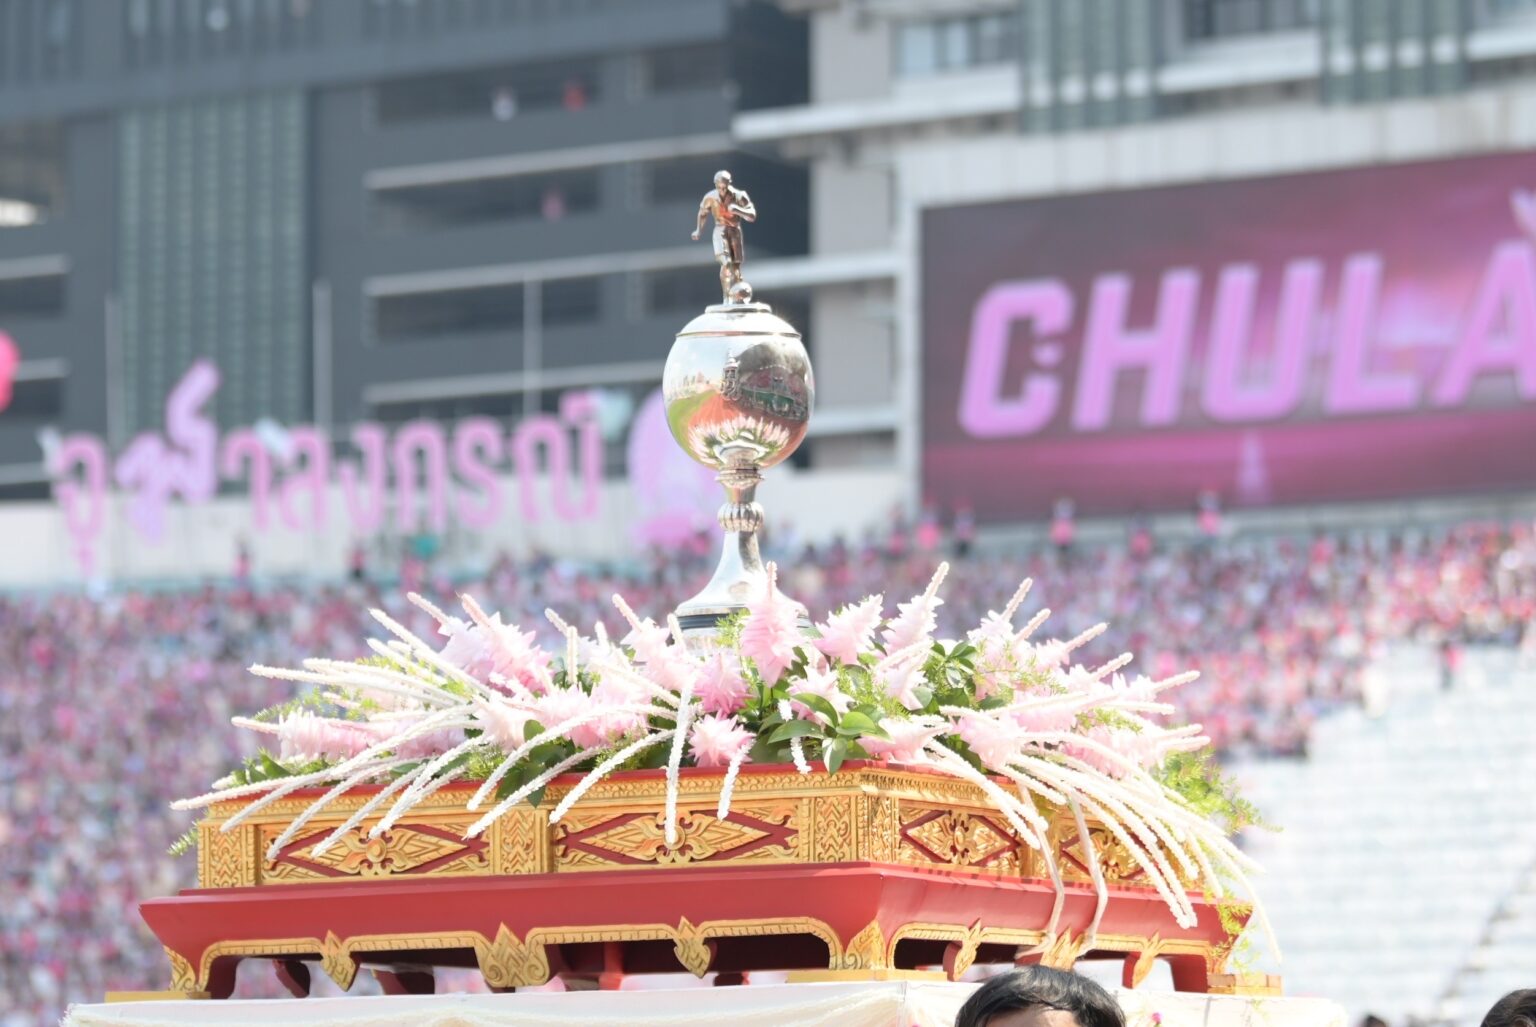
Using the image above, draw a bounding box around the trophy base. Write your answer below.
[674,531,807,643]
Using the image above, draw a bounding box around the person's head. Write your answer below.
[714,169,732,194]
[1482,990,1536,1027]
[955,966,1125,1027]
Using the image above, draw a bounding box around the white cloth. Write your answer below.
[63,982,1348,1027]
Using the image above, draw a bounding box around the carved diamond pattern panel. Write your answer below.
[554,804,799,871]
[898,806,1025,874]
[1057,825,1149,886]
[260,821,490,883]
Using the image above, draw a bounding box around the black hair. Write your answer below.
[955,966,1125,1027]
[1482,990,1536,1027]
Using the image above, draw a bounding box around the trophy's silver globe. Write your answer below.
[662,302,813,472]
[662,301,814,635]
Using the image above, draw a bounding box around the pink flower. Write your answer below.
[688,714,754,768]
[588,676,649,742]
[814,595,883,666]
[474,695,538,750]
[1030,640,1070,671]
[1057,725,1164,778]
[623,616,693,693]
[1009,702,1079,735]
[695,651,751,715]
[861,719,944,764]
[878,657,928,712]
[788,666,853,722]
[969,612,1022,699]
[386,718,469,760]
[532,687,605,749]
[882,591,943,653]
[739,568,802,684]
[955,713,1021,771]
[441,615,553,694]
[277,711,375,763]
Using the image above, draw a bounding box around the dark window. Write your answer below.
[643,155,732,205]
[0,273,65,319]
[376,57,601,124]
[896,12,1019,77]
[541,277,601,326]
[373,169,600,233]
[643,44,728,95]
[644,267,718,316]
[0,481,51,501]
[4,376,63,421]
[375,284,524,342]
[368,391,522,425]
[1183,0,1320,41]
[0,122,66,227]
[1475,0,1536,25]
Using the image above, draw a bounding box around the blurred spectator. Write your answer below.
[953,502,976,559]
[1128,513,1153,560]
[1480,989,1536,1027]
[1051,497,1076,555]
[491,86,518,121]
[1197,489,1223,539]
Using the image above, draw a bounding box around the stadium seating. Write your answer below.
[1237,646,1536,1024]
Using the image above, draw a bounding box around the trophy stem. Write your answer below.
[675,457,808,638]
[675,462,767,632]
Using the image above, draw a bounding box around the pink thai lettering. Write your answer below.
[1432,241,1536,406]
[560,390,603,519]
[1071,269,1199,431]
[957,280,1073,438]
[42,359,612,570]
[219,429,274,531]
[511,392,602,522]
[1201,260,1319,423]
[337,423,389,535]
[49,434,108,573]
[1325,254,1419,414]
[391,421,450,535]
[277,427,330,532]
[113,361,221,542]
[451,418,505,530]
[0,330,17,412]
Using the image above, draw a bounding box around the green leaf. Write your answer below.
[258,751,292,780]
[912,685,934,709]
[767,719,824,743]
[526,785,548,808]
[788,692,840,724]
[748,735,784,764]
[836,711,886,739]
[167,826,199,858]
[824,738,850,773]
[638,742,671,770]
[495,768,528,802]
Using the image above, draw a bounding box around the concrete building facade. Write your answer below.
[0,0,809,499]
[738,0,1536,513]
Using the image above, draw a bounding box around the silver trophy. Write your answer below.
[665,170,814,635]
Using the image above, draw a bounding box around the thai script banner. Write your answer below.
[45,361,605,573]
[921,152,1536,521]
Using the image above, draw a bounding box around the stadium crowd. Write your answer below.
[2,518,1536,1020]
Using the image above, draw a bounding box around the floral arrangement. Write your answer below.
[174,563,1273,953]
